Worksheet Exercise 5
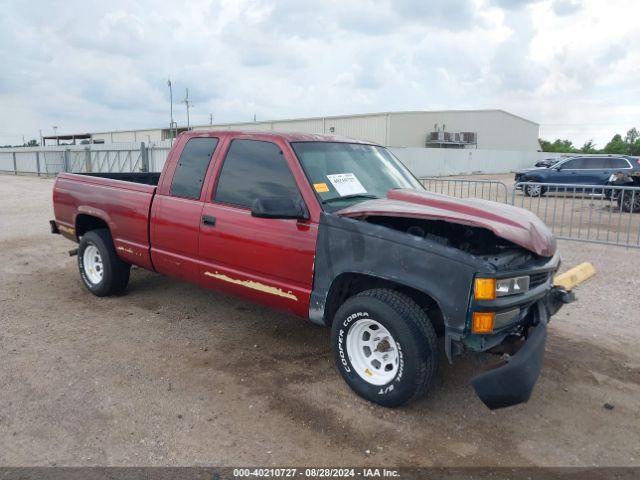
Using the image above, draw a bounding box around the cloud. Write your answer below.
[390,0,480,29]
[0,0,638,148]
[552,0,582,15]
[489,0,541,10]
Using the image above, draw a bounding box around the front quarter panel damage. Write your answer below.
[310,213,479,335]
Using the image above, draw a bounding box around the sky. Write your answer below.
[0,0,638,148]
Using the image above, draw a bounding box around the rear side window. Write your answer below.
[607,158,630,168]
[214,139,301,208]
[581,157,607,169]
[170,137,219,199]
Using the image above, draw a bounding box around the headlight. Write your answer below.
[474,276,530,300]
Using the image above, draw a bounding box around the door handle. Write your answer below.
[202,215,216,226]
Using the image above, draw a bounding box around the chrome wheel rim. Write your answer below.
[623,194,640,211]
[346,319,399,386]
[527,184,541,196]
[83,245,104,285]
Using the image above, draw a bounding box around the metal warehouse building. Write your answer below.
[60,109,540,151]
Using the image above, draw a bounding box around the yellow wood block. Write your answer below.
[553,262,596,290]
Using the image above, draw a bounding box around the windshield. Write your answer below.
[291,142,423,211]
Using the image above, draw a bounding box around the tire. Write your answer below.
[617,190,640,213]
[78,229,130,296]
[331,289,438,407]
[524,183,545,197]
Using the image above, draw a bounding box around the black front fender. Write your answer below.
[309,213,479,329]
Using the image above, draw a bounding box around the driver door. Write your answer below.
[198,138,318,317]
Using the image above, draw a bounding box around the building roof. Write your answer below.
[192,109,539,129]
[50,108,539,138]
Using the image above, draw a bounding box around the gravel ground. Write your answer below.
[1,174,639,467]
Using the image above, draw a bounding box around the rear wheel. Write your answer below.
[617,190,640,213]
[78,229,130,296]
[331,289,438,407]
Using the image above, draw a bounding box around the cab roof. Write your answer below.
[180,130,379,145]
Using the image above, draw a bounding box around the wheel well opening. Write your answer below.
[324,273,445,334]
[75,215,109,237]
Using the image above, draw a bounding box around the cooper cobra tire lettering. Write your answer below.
[330,289,438,407]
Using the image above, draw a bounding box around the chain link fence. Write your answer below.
[419,177,509,203]
[419,178,640,249]
[2,147,639,249]
[511,182,640,248]
[0,143,172,175]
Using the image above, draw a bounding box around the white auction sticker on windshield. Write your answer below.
[326,173,367,197]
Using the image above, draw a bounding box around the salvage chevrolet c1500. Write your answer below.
[51,131,574,409]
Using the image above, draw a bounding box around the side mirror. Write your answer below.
[251,196,308,220]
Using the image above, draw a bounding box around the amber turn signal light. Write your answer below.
[472,312,495,334]
[474,278,496,300]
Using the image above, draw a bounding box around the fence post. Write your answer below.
[63,148,70,172]
[36,151,41,176]
[84,146,92,172]
[12,151,17,175]
[140,142,149,172]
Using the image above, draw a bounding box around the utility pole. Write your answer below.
[53,126,58,145]
[182,88,193,129]
[209,113,213,125]
[167,79,176,140]
[39,129,43,147]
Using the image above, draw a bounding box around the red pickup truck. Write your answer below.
[51,131,573,409]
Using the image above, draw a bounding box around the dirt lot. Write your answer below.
[1,174,639,467]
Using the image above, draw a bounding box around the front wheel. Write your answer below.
[524,183,546,197]
[78,229,130,296]
[331,289,438,407]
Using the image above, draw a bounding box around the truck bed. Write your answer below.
[77,172,161,185]
[52,172,157,270]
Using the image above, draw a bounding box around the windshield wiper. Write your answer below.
[321,194,379,204]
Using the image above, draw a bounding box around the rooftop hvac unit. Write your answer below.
[462,132,477,144]
[425,130,477,147]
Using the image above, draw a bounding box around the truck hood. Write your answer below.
[335,189,556,257]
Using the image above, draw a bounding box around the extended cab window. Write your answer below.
[214,139,301,208]
[170,137,219,199]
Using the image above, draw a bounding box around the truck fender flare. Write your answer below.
[313,270,445,329]
[74,206,114,238]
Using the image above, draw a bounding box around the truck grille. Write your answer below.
[529,272,550,288]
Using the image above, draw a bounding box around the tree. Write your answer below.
[25,139,39,147]
[603,134,627,154]
[580,139,597,153]
[539,138,578,153]
[625,128,639,145]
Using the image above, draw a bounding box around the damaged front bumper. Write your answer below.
[470,287,574,410]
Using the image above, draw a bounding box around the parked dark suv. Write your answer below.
[515,156,639,196]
